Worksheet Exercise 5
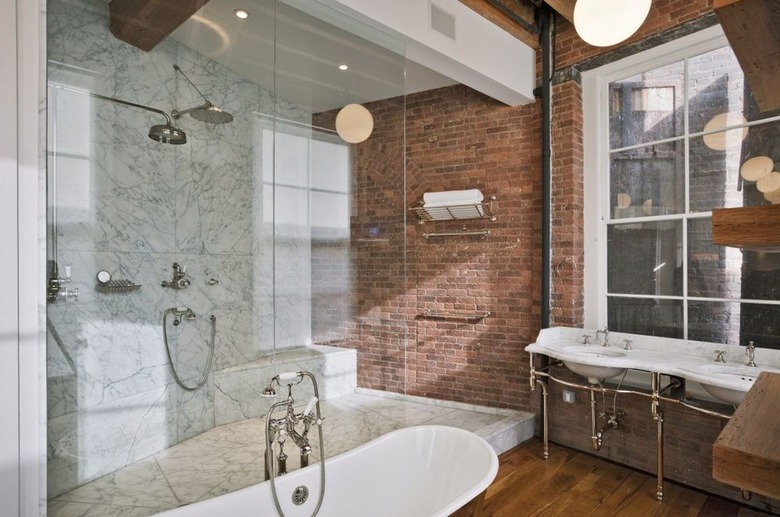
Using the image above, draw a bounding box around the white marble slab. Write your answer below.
[527,327,780,395]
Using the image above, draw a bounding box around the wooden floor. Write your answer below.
[481,439,770,517]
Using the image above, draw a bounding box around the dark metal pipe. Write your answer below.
[540,8,553,330]
[538,6,554,442]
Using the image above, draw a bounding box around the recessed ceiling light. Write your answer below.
[338,64,349,71]
[234,9,250,19]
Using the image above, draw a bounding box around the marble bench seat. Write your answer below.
[214,344,357,425]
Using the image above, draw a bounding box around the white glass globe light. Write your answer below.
[335,103,374,144]
[574,0,652,47]
[740,156,774,182]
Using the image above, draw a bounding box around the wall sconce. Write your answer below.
[336,103,374,144]
[573,0,652,47]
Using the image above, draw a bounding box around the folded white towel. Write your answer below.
[423,189,483,206]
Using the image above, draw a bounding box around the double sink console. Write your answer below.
[525,327,780,501]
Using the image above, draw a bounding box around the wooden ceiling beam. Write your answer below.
[109,0,212,52]
[715,0,780,113]
[459,0,540,50]
[543,0,575,24]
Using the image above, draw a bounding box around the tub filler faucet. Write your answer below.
[262,371,326,516]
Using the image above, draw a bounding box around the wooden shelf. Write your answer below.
[713,372,780,499]
[712,205,780,252]
[715,0,780,113]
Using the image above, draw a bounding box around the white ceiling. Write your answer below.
[170,0,456,113]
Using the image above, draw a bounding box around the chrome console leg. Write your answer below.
[536,379,549,459]
[651,372,664,501]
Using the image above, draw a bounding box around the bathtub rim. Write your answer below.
[155,424,499,517]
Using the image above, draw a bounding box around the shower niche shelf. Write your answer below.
[96,279,142,293]
[409,195,496,223]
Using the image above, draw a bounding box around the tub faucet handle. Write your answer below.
[582,334,591,345]
[714,350,726,363]
[623,339,632,351]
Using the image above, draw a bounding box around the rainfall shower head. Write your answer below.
[91,92,187,145]
[172,64,234,125]
[173,102,234,125]
[149,123,187,145]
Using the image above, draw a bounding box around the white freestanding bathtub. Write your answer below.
[157,425,499,517]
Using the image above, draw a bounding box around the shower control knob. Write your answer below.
[176,278,191,289]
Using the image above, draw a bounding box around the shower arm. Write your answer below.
[173,64,210,103]
[171,101,212,120]
[90,92,173,124]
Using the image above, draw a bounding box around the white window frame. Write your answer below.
[582,25,731,330]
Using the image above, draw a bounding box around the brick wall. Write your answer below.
[315,85,543,409]
[553,0,714,69]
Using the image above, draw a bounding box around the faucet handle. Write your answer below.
[582,334,591,345]
[623,339,632,351]
[714,350,726,363]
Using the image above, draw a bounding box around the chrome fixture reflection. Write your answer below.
[745,341,757,367]
[595,326,610,347]
[161,307,216,391]
[47,261,79,303]
[264,371,326,517]
[171,64,234,124]
[90,92,186,144]
[161,262,191,289]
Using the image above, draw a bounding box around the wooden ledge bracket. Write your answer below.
[109,0,213,52]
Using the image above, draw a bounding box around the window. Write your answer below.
[583,26,780,348]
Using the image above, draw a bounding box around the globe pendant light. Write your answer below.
[574,0,652,47]
[335,103,374,144]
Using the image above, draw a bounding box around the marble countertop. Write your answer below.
[526,327,780,394]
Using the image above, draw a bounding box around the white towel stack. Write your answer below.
[422,189,485,219]
[422,189,484,207]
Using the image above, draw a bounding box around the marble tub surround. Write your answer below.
[47,391,534,517]
[527,327,780,399]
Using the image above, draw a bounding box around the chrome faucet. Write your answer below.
[714,349,726,363]
[263,372,323,480]
[161,262,191,289]
[745,341,757,367]
[595,327,610,347]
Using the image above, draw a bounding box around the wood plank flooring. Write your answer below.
[481,439,771,516]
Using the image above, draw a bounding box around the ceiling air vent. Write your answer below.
[430,2,456,41]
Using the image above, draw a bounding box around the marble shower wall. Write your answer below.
[46,0,314,497]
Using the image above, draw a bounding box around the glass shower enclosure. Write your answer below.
[45,0,406,508]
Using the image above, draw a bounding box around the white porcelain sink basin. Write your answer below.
[561,346,627,383]
[695,364,761,405]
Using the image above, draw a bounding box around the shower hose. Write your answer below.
[162,308,216,391]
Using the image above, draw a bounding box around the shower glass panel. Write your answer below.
[46,0,407,512]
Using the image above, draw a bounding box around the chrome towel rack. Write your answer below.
[423,230,490,239]
[419,309,491,321]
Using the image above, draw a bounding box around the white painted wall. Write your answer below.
[307,0,536,106]
[0,0,43,514]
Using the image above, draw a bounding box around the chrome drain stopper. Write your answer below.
[292,485,309,506]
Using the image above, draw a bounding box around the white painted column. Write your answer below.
[0,0,43,514]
